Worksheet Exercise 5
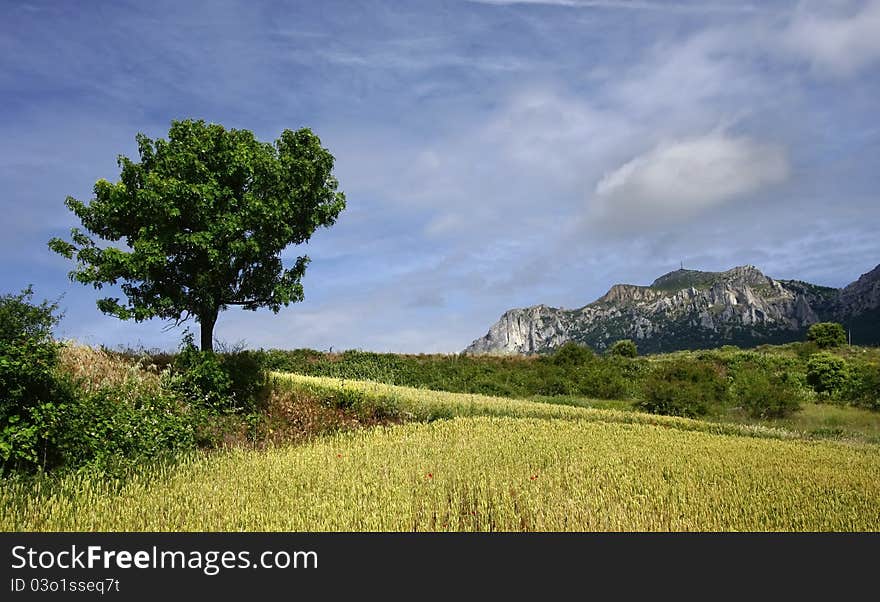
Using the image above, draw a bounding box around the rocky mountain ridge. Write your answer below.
[465,264,880,355]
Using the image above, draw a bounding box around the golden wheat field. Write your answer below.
[2,375,879,531]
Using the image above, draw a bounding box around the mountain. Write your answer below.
[464,264,880,355]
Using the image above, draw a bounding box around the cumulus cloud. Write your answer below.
[591,131,789,230]
[782,0,880,76]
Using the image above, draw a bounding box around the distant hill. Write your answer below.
[465,264,880,354]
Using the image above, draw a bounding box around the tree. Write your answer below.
[806,322,847,349]
[551,342,595,366]
[49,119,345,351]
[609,339,638,358]
[806,352,850,395]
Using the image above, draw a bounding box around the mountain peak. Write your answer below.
[465,262,880,355]
[649,265,768,292]
[649,268,716,291]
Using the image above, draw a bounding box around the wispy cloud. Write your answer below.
[781,0,880,77]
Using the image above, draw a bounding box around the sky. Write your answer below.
[1,0,879,353]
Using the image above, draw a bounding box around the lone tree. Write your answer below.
[609,339,638,358]
[49,119,345,352]
[807,322,847,349]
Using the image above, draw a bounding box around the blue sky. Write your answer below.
[2,0,879,352]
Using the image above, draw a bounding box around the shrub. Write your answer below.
[609,339,638,358]
[221,350,268,412]
[807,322,847,349]
[789,341,820,360]
[0,287,73,472]
[168,333,267,413]
[49,383,195,472]
[806,352,850,396]
[637,360,728,418]
[169,334,234,410]
[841,363,880,411]
[573,360,630,400]
[535,346,631,400]
[731,367,801,419]
[550,342,595,366]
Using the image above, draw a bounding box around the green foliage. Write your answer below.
[261,343,880,416]
[841,363,880,411]
[0,288,70,472]
[0,288,197,474]
[260,345,636,401]
[637,360,728,418]
[49,119,346,351]
[807,322,847,349]
[806,352,851,396]
[221,349,269,412]
[0,286,60,342]
[793,341,820,360]
[649,269,719,292]
[609,339,638,358]
[551,342,595,366]
[168,333,266,413]
[731,367,801,419]
[169,335,233,410]
[48,384,195,474]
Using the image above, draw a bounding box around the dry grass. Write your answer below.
[209,385,403,450]
[58,342,162,394]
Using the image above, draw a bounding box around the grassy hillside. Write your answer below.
[3,377,878,531]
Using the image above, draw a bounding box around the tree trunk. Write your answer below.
[199,310,218,353]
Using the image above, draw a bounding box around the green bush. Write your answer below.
[261,344,637,401]
[0,288,73,472]
[50,383,195,473]
[221,350,268,412]
[535,346,630,400]
[637,360,728,418]
[841,363,880,411]
[550,342,595,366]
[731,367,801,419]
[168,334,267,413]
[609,339,638,358]
[807,322,847,349]
[793,341,820,360]
[806,352,850,396]
[169,335,233,410]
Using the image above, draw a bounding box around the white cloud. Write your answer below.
[782,0,880,76]
[592,131,789,229]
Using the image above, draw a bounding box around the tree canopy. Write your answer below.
[609,339,638,358]
[49,119,345,351]
[807,322,847,349]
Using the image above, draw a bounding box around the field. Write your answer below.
[3,374,879,531]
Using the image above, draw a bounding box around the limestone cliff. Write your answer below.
[465,264,880,354]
